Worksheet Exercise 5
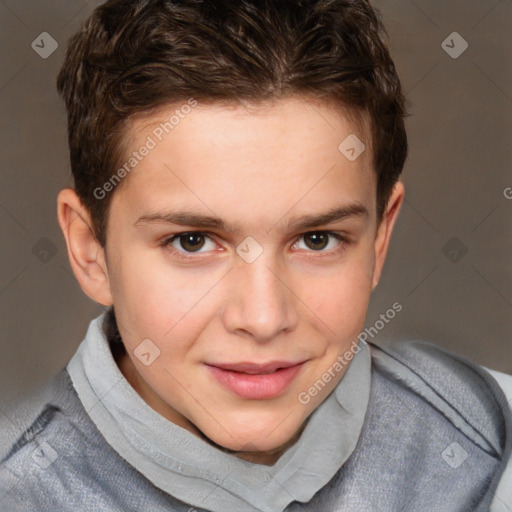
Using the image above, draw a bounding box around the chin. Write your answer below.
[214,436,288,456]
[200,417,303,455]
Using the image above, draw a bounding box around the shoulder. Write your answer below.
[485,368,512,512]
[368,339,512,511]
[0,370,115,510]
[0,370,75,461]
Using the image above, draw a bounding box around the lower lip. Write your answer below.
[206,363,305,400]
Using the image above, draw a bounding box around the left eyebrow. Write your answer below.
[134,201,369,234]
[284,202,369,232]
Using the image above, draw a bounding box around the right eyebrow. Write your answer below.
[134,201,369,234]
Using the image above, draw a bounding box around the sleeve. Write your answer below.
[486,368,512,512]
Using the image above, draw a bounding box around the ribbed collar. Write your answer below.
[67,313,371,512]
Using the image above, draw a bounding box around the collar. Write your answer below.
[67,313,371,512]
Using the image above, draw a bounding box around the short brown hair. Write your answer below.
[57,0,408,247]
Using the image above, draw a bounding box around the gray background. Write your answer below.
[0,0,511,404]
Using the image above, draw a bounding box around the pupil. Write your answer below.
[181,233,205,252]
[306,233,328,250]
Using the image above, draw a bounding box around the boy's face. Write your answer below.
[59,96,403,461]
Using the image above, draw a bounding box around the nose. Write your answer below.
[222,255,298,343]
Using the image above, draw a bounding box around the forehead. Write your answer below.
[127,95,371,157]
[111,96,376,228]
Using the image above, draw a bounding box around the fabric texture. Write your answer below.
[486,368,512,512]
[1,313,510,511]
[65,313,372,512]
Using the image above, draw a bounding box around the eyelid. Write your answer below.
[161,231,219,259]
[160,229,350,259]
[292,231,349,253]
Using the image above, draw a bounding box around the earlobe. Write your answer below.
[371,181,405,290]
[57,188,113,306]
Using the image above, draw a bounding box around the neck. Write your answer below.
[112,345,307,466]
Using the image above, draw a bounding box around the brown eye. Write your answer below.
[162,232,217,254]
[303,232,330,251]
[292,231,347,254]
[176,233,206,252]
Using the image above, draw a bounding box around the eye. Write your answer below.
[162,232,218,254]
[160,230,348,260]
[292,231,347,252]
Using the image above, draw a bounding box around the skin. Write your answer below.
[57,95,404,466]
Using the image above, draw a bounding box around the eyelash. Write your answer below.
[159,231,350,261]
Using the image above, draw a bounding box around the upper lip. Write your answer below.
[206,360,306,374]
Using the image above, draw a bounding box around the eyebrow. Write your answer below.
[134,202,369,233]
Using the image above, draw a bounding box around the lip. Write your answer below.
[205,360,307,400]
[208,360,305,374]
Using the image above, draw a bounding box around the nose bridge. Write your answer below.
[225,248,296,341]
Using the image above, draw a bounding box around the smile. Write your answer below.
[205,361,307,399]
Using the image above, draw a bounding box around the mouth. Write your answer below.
[207,360,306,374]
[205,360,307,399]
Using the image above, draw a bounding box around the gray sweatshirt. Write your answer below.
[1,313,510,511]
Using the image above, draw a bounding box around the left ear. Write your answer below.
[371,181,405,290]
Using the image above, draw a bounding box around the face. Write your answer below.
[60,96,403,463]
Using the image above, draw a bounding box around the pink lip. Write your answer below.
[205,360,306,400]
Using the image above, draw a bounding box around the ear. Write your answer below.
[371,181,405,290]
[57,188,113,306]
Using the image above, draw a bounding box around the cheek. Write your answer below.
[109,249,221,346]
[300,255,374,338]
